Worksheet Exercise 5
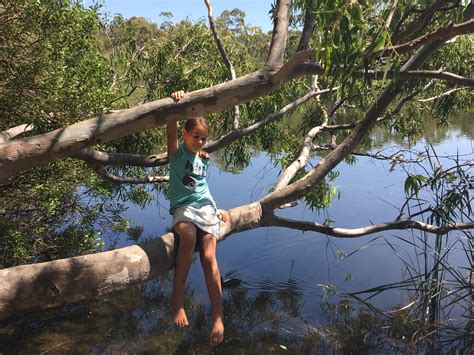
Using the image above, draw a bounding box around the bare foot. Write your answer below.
[173,307,189,327]
[209,315,224,347]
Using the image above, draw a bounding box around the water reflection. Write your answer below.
[1,273,470,353]
[370,113,473,148]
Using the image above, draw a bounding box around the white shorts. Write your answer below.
[172,204,220,238]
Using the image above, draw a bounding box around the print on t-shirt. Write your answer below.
[183,159,206,191]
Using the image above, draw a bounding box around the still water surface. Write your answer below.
[0,116,472,353]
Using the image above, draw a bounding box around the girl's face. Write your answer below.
[182,124,209,154]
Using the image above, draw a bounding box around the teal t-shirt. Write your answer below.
[168,144,215,214]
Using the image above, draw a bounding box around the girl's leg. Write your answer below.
[172,221,197,327]
[198,231,224,346]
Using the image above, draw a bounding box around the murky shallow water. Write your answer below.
[0,116,472,353]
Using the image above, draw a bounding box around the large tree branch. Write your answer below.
[0,202,263,321]
[265,215,474,238]
[71,88,334,170]
[265,0,291,69]
[0,70,293,182]
[296,3,315,52]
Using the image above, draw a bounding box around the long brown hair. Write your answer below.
[184,117,210,160]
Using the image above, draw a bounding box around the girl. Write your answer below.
[167,90,228,346]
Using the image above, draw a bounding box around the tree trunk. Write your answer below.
[0,203,261,321]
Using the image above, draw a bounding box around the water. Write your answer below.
[0,115,472,353]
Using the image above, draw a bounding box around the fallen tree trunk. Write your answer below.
[0,203,261,321]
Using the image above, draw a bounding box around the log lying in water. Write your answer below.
[0,203,262,321]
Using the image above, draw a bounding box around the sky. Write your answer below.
[83,0,275,31]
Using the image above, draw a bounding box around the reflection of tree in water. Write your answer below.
[370,114,473,148]
[1,272,471,353]
[0,160,154,269]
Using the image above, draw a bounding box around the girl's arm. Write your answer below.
[167,120,179,157]
[167,90,185,157]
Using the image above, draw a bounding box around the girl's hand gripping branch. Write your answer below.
[171,90,185,102]
[219,210,229,223]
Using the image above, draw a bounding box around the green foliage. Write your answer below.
[401,147,473,226]
[0,160,132,268]
[222,136,255,170]
[0,0,113,133]
[289,1,472,142]
[293,0,389,96]
[304,178,338,211]
[283,165,338,212]
[404,174,427,197]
